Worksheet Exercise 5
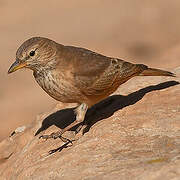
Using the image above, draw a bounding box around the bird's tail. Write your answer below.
[139,67,176,77]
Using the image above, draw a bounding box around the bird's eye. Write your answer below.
[29,50,35,57]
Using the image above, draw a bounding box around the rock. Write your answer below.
[0,68,180,180]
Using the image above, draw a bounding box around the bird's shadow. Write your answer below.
[35,80,179,139]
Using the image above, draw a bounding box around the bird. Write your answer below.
[8,37,175,141]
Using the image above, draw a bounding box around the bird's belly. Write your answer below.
[34,72,84,103]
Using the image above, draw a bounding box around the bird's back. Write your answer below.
[54,45,147,105]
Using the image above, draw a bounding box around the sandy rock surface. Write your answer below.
[0,68,179,180]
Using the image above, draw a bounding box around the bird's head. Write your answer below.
[8,37,57,74]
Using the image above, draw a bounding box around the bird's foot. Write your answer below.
[39,131,62,139]
[73,124,87,140]
[75,124,83,134]
[39,131,72,143]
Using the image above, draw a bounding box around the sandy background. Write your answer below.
[1,0,180,141]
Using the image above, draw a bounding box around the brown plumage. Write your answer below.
[8,37,175,140]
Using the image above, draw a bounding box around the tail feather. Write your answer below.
[139,67,176,77]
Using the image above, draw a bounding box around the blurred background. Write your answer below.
[1,0,180,141]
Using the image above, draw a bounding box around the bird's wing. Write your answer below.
[63,46,118,93]
[57,45,147,96]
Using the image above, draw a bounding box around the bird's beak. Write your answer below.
[8,60,27,74]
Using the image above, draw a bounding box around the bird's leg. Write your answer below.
[39,103,88,141]
[61,103,88,136]
[73,103,89,136]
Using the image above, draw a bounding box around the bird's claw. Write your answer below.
[39,131,62,139]
[39,131,73,143]
[39,134,50,140]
